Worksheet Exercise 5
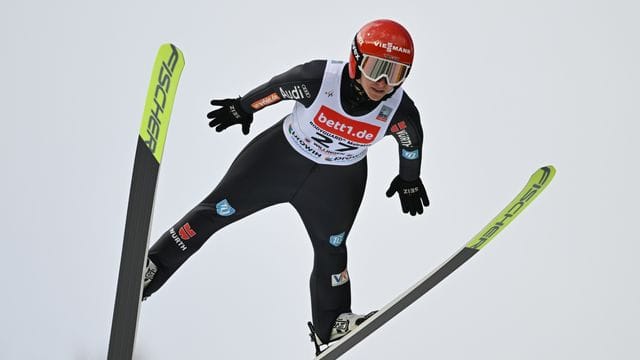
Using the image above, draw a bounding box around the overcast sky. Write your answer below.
[1,1,638,359]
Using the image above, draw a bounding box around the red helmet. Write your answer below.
[349,19,414,85]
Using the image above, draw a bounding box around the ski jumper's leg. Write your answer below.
[145,121,313,297]
[291,159,367,344]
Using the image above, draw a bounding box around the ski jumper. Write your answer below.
[145,60,424,343]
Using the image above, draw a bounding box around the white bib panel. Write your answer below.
[282,60,403,165]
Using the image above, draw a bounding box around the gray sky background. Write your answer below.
[1,0,638,359]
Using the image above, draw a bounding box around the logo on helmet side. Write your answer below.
[351,41,361,62]
[372,40,412,55]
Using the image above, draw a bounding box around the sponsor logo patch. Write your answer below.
[313,106,380,144]
[376,105,392,122]
[169,228,188,251]
[372,40,412,55]
[251,92,281,110]
[401,148,420,160]
[178,222,196,240]
[391,121,412,146]
[331,269,350,287]
[394,130,412,147]
[390,120,407,133]
[329,232,346,247]
[216,199,236,217]
[279,85,311,100]
[352,39,362,61]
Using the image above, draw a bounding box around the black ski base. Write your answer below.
[107,137,160,360]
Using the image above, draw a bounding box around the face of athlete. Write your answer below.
[357,75,395,101]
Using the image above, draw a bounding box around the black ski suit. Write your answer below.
[144,60,425,343]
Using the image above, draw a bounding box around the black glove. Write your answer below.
[385,175,430,216]
[207,97,253,135]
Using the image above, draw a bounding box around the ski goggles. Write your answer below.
[358,55,411,86]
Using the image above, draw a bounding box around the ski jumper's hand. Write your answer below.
[385,175,430,216]
[207,97,253,135]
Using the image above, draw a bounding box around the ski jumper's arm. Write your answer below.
[238,60,327,113]
[386,93,424,181]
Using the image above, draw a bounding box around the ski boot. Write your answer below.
[141,258,157,301]
[308,311,377,355]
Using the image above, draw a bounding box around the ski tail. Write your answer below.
[107,43,185,360]
[314,166,556,360]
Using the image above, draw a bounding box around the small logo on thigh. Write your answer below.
[331,269,350,287]
[329,232,345,247]
[216,199,236,216]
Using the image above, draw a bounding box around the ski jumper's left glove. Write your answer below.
[385,175,430,216]
[207,97,253,135]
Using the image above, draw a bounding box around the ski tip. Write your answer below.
[158,43,185,67]
[533,165,556,188]
[139,43,186,163]
[160,42,183,52]
[540,165,556,173]
[465,165,556,251]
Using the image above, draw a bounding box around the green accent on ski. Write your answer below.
[465,166,556,250]
[138,43,185,163]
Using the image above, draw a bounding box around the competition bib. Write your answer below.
[283,60,403,165]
